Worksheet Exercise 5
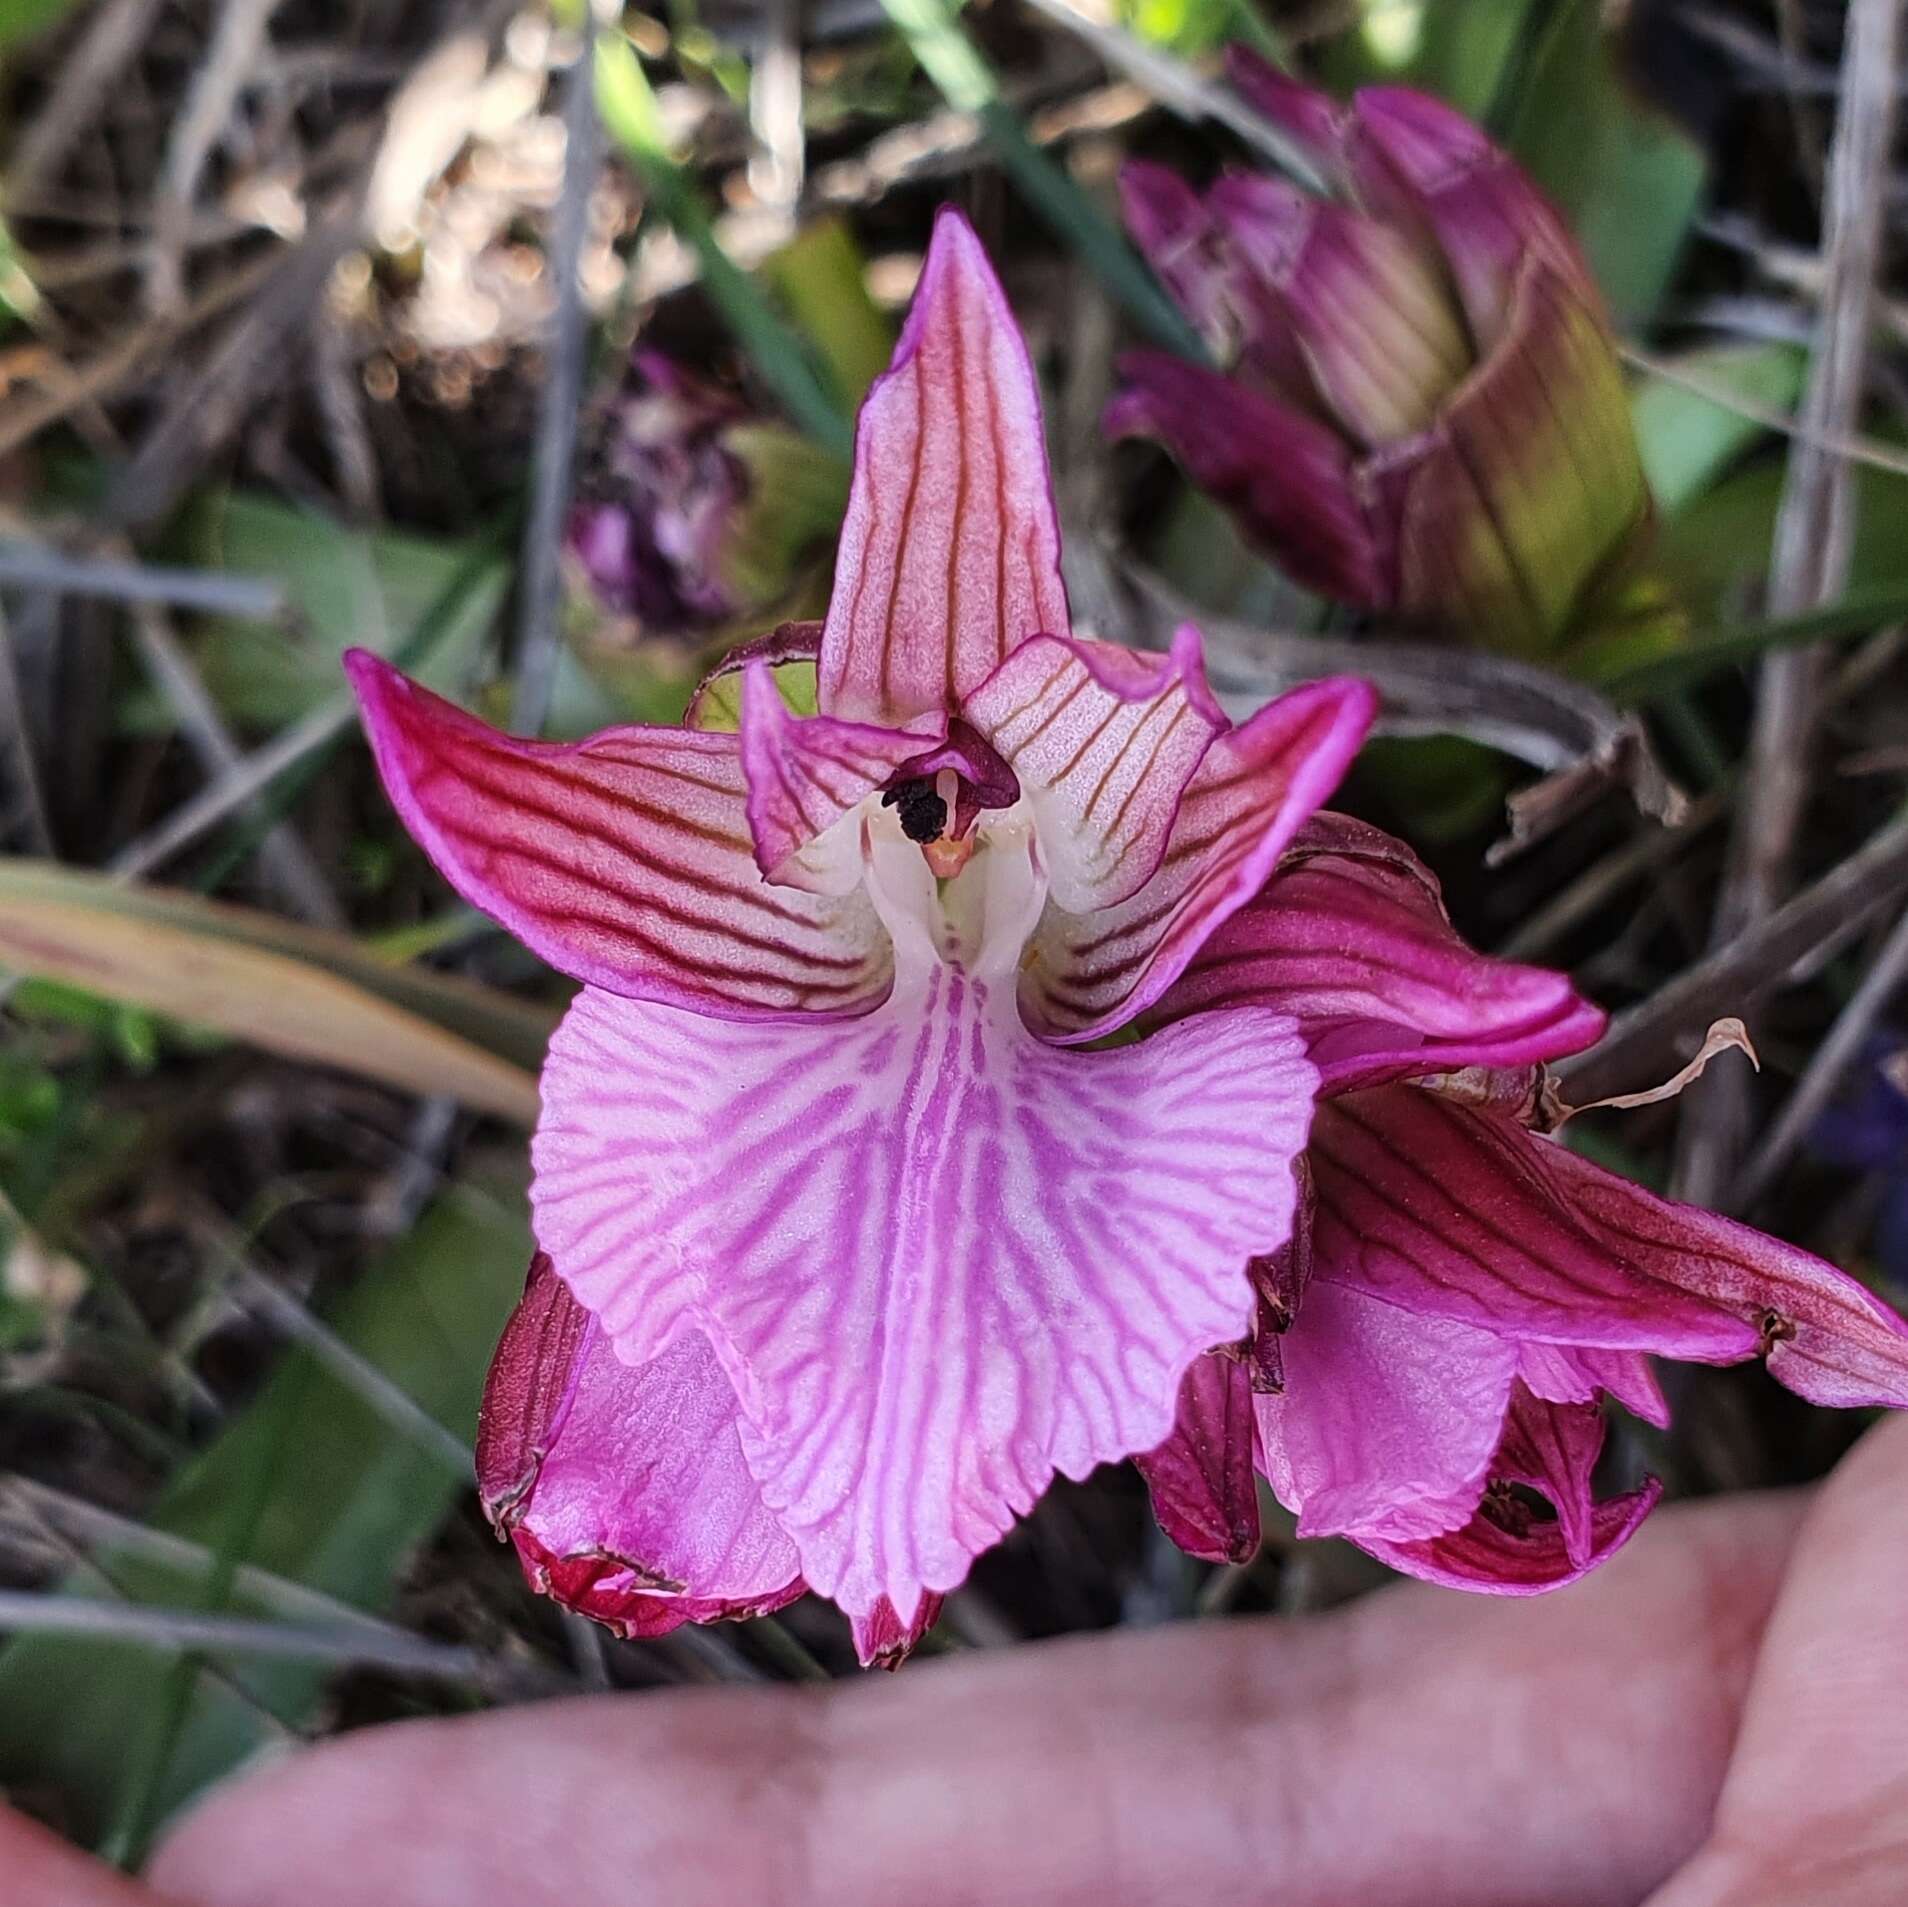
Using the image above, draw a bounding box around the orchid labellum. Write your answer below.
[350,209,1908,1666]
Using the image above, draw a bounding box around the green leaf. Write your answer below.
[0,861,554,1116]
[876,0,1209,361]
[1630,343,1807,514]
[1653,460,1908,624]
[1607,580,1908,702]
[760,218,896,410]
[169,494,510,732]
[685,653,819,732]
[1321,0,1535,118]
[0,0,82,51]
[1503,0,1705,327]
[0,1177,533,1845]
[595,34,856,457]
[1119,0,1284,63]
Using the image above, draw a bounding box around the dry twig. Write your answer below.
[1677,0,1901,1205]
[1562,811,1908,1107]
[510,37,599,737]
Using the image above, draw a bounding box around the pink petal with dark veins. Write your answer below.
[819,207,1070,729]
[346,651,890,1019]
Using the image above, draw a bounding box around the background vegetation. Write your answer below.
[0,0,1900,1864]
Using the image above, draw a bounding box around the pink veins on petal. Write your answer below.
[350,203,1371,1639]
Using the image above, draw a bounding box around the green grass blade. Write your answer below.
[1610,582,1908,702]
[878,0,1208,360]
[595,34,855,457]
[0,1177,533,1846]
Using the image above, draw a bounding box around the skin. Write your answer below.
[9,1412,1907,1907]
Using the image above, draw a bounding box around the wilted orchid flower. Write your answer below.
[1110,49,1649,657]
[1137,817,1908,1588]
[567,350,845,640]
[351,208,1374,1662]
[566,352,745,630]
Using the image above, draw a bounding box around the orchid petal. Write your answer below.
[1310,1086,1758,1358]
[1153,811,1605,1091]
[819,207,1069,728]
[1358,1478,1661,1595]
[1182,171,1324,406]
[1360,1380,1660,1593]
[1222,47,1349,160]
[1311,1085,1908,1404]
[961,626,1226,912]
[478,1255,802,1636]
[739,661,941,893]
[851,1595,944,1671]
[1517,1340,1669,1428]
[1023,677,1375,1041]
[1136,1352,1260,1565]
[1373,259,1646,653]
[1210,178,1470,447]
[1495,1387,1605,1567]
[1119,161,1232,356]
[1254,1279,1517,1544]
[530,963,1314,1626]
[1348,84,1597,347]
[1106,353,1389,606]
[346,651,890,1018]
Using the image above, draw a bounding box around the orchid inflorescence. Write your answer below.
[351,153,1908,1667]
[1111,51,1650,657]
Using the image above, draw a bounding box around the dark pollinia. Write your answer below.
[882,777,948,845]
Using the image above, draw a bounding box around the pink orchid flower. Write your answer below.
[348,210,1908,1665]
[1137,813,1908,1588]
[350,208,1371,1663]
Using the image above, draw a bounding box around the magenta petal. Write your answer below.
[1024,677,1375,1041]
[1200,173,1330,405]
[1153,812,1605,1092]
[739,661,941,892]
[1312,1084,1908,1404]
[1359,1478,1661,1595]
[819,207,1070,728]
[1349,84,1596,348]
[1536,1139,1908,1409]
[1518,1340,1669,1428]
[1309,1086,1761,1359]
[851,1594,944,1670]
[530,972,1315,1626]
[1225,191,1471,447]
[1137,1352,1260,1565]
[1120,161,1231,353]
[1256,1279,1517,1543]
[1494,1387,1604,1567]
[478,1255,803,1636]
[1107,352,1387,605]
[961,626,1226,912]
[1223,46,1349,159]
[345,652,889,1018]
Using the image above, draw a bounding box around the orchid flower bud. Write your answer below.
[1110,50,1650,657]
